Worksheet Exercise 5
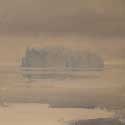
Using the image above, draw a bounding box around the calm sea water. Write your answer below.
[0,65,124,125]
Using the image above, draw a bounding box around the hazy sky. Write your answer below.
[0,0,125,36]
[0,0,125,64]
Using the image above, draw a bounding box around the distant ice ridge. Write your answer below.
[21,47,104,70]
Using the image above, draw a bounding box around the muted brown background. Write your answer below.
[0,0,124,65]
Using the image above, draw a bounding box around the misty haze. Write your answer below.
[0,0,125,125]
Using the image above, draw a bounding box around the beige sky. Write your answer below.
[0,0,125,64]
[0,0,125,36]
[0,35,124,65]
